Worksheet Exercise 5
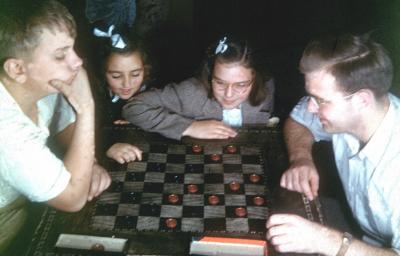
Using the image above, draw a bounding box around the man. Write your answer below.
[267,34,400,255]
[0,0,111,252]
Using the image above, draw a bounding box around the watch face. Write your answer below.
[343,232,353,245]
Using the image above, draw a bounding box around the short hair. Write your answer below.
[299,33,393,98]
[0,0,76,73]
[197,36,272,106]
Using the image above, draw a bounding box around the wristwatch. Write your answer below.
[336,232,353,256]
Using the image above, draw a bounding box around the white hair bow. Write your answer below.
[93,25,127,49]
[215,36,228,54]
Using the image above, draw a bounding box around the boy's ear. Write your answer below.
[3,58,27,83]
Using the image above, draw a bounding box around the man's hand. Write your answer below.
[106,143,143,164]
[49,68,94,114]
[88,163,112,201]
[280,158,319,200]
[182,120,237,139]
[266,214,340,255]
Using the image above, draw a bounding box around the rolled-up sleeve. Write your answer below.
[290,96,332,142]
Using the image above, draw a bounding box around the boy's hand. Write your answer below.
[87,163,111,201]
[106,143,143,164]
[49,68,94,114]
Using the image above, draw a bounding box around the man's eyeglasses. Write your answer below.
[308,91,358,108]
[212,78,253,93]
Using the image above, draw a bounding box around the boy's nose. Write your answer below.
[70,51,83,71]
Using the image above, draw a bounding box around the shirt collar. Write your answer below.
[0,80,48,129]
[359,97,396,167]
[342,133,360,157]
[0,80,16,103]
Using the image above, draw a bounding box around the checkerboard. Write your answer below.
[91,143,270,236]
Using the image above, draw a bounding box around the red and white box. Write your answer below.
[190,236,267,256]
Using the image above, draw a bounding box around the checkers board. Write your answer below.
[90,142,270,236]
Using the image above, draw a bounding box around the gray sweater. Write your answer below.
[123,77,274,140]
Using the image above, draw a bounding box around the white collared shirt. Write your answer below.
[0,81,75,207]
[291,94,400,253]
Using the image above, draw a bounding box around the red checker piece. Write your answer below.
[165,218,177,228]
[235,207,247,217]
[253,196,265,206]
[187,184,198,193]
[91,243,105,251]
[208,195,220,205]
[192,144,202,153]
[249,173,261,183]
[229,181,240,191]
[168,194,179,204]
[211,154,221,162]
[226,145,237,154]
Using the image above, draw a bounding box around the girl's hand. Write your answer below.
[182,120,238,139]
[106,143,142,164]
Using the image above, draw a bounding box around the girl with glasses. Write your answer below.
[123,36,275,140]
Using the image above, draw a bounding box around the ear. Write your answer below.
[353,89,373,109]
[3,58,27,84]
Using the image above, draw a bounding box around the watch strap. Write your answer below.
[336,232,353,256]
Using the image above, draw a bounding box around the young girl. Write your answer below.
[122,36,275,140]
[94,27,152,163]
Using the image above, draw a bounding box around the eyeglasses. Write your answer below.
[308,91,358,108]
[212,78,253,93]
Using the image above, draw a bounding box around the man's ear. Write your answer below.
[353,89,373,109]
[3,58,27,83]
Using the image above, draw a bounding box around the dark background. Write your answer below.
[64,0,400,120]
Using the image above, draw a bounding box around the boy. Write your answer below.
[0,0,111,252]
